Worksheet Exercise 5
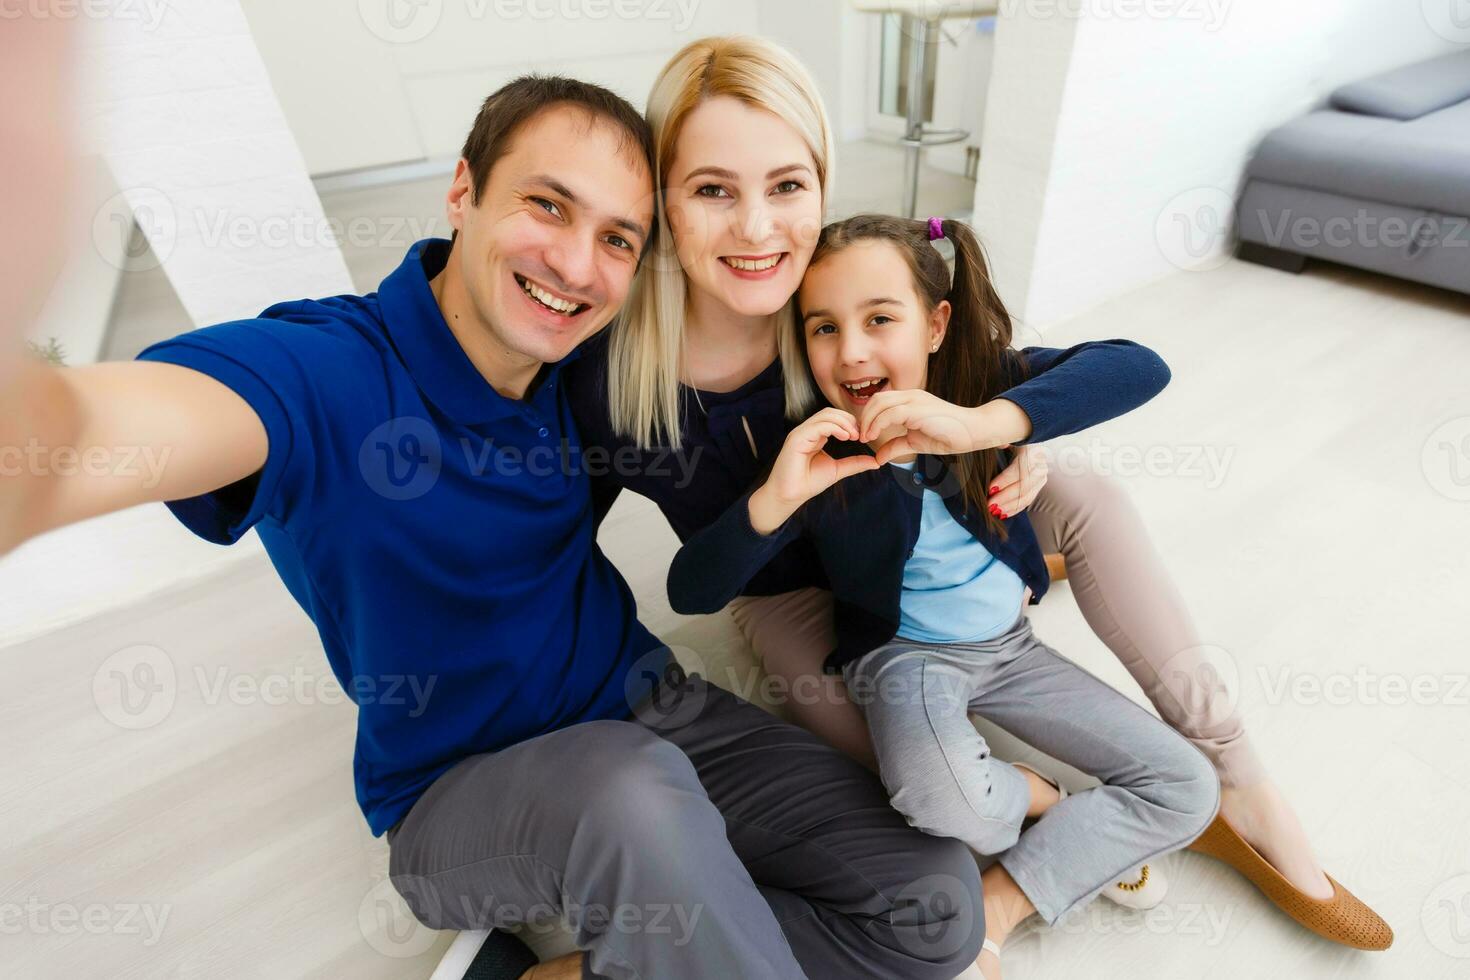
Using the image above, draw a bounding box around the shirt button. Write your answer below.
[911,473,923,485]
[538,426,549,438]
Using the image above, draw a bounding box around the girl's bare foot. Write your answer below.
[976,864,1035,980]
[977,941,1002,980]
[1016,765,1062,818]
[1219,780,1333,900]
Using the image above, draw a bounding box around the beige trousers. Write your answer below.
[726,463,1265,789]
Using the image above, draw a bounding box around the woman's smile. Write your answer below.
[718,252,788,280]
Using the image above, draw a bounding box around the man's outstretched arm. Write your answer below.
[0,358,269,555]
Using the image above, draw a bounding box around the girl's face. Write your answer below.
[799,240,950,413]
[664,96,824,317]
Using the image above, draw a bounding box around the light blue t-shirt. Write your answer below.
[894,461,1028,644]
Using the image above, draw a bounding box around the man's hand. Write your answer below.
[1,11,76,386]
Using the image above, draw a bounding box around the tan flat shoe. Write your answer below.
[1187,813,1393,950]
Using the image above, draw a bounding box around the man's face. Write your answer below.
[446,105,654,366]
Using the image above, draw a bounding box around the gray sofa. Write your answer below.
[1237,51,1470,294]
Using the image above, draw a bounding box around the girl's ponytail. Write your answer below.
[929,219,1026,537]
[941,218,1013,354]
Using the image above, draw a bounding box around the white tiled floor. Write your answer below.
[6,148,1470,978]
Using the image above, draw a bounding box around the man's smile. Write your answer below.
[514,272,591,318]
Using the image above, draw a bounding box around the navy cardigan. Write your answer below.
[570,332,1172,599]
[666,340,1171,673]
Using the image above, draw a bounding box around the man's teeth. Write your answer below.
[843,379,886,393]
[519,276,582,314]
[723,254,782,272]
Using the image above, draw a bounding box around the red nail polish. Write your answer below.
[989,504,1001,516]
[989,485,999,496]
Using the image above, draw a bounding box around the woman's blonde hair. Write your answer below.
[609,35,833,449]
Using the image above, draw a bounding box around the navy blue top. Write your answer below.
[566,332,827,596]
[137,238,664,836]
[567,333,1170,599]
[665,344,1172,671]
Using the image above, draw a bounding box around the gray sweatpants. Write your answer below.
[386,660,985,980]
[843,612,1221,925]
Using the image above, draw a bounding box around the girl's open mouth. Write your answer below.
[839,376,888,405]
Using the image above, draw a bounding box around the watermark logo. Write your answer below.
[92,190,447,269]
[1423,873,1470,958]
[1422,416,1470,502]
[1156,186,1236,272]
[1422,0,1470,43]
[889,872,978,960]
[1249,208,1469,254]
[883,0,1231,40]
[359,416,443,501]
[0,438,172,487]
[0,0,171,30]
[625,646,711,733]
[92,187,176,272]
[1052,899,1237,944]
[358,0,443,43]
[1256,665,1469,708]
[360,877,440,958]
[0,897,172,946]
[1051,439,1236,489]
[1157,644,1240,730]
[494,0,701,30]
[93,645,439,730]
[358,0,701,43]
[93,644,177,730]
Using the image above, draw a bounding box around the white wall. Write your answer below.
[756,0,871,143]
[928,17,999,178]
[239,0,872,176]
[975,0,1467,332]
[968,7,1081,335]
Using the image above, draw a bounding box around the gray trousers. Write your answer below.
[844,612,1220,925]
[386,661,984,980]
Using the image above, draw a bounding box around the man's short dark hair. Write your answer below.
[451,75,654,246]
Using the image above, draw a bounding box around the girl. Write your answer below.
[665,214,1221,979]
[567,33,1391,954]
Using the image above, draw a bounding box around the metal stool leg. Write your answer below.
[897,15,970,218]
[900,15,933,218]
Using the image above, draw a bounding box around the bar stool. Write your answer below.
[850,0,998,217]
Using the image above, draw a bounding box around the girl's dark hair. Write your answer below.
[805,214,1025,538]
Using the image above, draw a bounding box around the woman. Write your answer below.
[566,34,1391,954]
[668,212,1222,980]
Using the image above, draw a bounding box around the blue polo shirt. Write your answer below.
[137,238,665,836]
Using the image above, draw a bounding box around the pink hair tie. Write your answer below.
[927,216,945,241]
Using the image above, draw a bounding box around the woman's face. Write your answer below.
[664,96,823,318]
[799,241,949,413]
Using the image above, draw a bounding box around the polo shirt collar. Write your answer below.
[378,238,580,425]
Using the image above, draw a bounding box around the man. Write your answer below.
[0,76,983,979]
